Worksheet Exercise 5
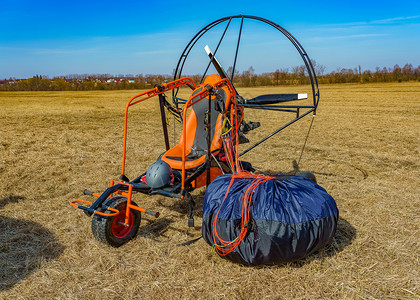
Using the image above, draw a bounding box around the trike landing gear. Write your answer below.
[91,196,141,247]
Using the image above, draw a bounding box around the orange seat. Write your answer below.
[161,74,231,170]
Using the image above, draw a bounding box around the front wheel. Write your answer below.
[91,196,141,247]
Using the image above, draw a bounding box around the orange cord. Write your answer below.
[211,172,275,256]
[211,89,275,255]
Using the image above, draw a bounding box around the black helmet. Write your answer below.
[146,160,173,189]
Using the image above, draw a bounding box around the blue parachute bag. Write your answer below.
[202,174,339,265]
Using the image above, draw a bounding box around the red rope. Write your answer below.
[211,91,275,255]
[211,172,274,255]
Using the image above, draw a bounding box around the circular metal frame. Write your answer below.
[172,15,319,109]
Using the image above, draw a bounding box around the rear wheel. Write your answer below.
[91,196,141,247]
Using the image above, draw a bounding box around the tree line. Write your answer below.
[1,63,419,91]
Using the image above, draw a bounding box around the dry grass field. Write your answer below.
[0,82,419,299]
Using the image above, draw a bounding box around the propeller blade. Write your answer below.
[245,93,307,105]
[204,45,245,102]
[204,45,229,79]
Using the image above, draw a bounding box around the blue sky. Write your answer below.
[0,0,419,79]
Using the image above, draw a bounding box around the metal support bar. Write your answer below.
[158,93,170,150]
[240,108,315,156]
[238,104,315,109]
[206,92,212,187]
[88,184,124,212]
[231,16,243,83]
[200,18,232,83]
[186,193,195,227]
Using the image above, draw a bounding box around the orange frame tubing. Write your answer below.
[121,77,196,175]
[70,200,120,217]
[70,179,158,222]
[110,179,152,226]
[180,79,237,197]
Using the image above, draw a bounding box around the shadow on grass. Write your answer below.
[0,197,65,291]
[138,217,199,241]
[155,191,206,218]
[0,195,25,209]
[137,191,208,242]
[138,217,174,240]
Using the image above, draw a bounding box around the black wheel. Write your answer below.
[296,171,317,183]
[91,196,141,247]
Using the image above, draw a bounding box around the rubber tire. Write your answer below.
[296,171,317,183]
[91,196,141,247]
